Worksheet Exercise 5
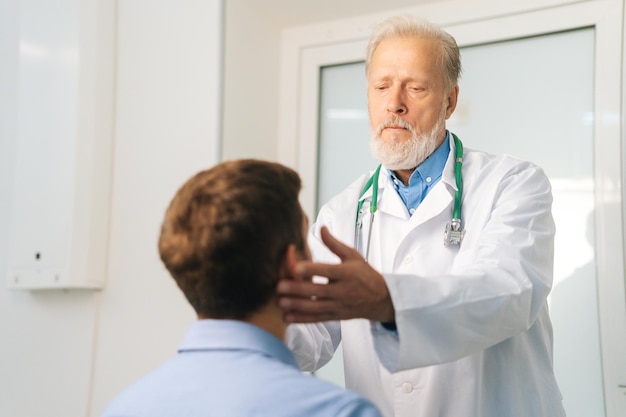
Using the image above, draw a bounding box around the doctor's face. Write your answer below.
[367,36,458,169]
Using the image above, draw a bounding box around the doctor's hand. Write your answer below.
[277,226,395,324]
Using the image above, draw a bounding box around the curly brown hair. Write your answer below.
[158,159,305,319]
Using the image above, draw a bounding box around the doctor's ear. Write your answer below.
[445,85,459,119]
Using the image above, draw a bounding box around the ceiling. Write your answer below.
[236,0,444,28]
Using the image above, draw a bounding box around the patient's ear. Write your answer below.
[279,244,299,279]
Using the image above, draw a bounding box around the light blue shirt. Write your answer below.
[101,320,382,417]
[388,131,450,215]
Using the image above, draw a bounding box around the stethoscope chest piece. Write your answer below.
[444,218,465,246]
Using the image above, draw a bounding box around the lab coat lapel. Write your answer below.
[376,169,409,220]
[409,135,459,228]
[334,171,378,251]
[409,182,454,228]
[357,169,407,269]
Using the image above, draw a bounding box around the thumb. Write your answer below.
[319,226,360,262]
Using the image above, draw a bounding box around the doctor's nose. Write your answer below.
[388,104,407,114]
[387,94,407,114]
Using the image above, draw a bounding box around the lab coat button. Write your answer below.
[403,255,413,264]
[401,382,413,393]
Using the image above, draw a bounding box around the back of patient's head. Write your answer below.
[158,159,304,320]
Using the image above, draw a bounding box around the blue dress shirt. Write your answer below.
[100,320,381,417]
[388,131,450,215]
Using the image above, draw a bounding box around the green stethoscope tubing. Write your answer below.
[355,133,464,257]
[452,133,463,220]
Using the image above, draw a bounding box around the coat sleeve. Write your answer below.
[372,160,556,372]
[285,321,341,371]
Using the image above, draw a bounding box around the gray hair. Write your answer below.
[365,15,462,89]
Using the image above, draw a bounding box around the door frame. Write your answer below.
[277,0,626,415]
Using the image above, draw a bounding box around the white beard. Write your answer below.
[370,107,447,170]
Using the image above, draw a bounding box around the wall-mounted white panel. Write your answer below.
[6,0,115,289]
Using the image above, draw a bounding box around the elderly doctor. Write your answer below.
[277,15,566,417]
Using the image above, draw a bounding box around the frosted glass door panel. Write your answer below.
[316,28,603,416]
[317,62,376,213]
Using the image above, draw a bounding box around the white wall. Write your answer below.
[90,0,225,414]
[221,0,281,161]
[0,1,223,416]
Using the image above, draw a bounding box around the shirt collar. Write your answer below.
[178,319,299,369]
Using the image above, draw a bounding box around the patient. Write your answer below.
[101,159,381,417]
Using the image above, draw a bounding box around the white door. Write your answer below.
[292,3,626,416]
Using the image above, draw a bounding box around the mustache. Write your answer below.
[375,116,416,135]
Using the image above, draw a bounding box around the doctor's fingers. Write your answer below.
[293,259,371,284]
[280,295,378,323]
[279,295,335,316]
[279,296,357,323]
[277,275,391,322]
[276,278,334,299]
[291,264,393,321]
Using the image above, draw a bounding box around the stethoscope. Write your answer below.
[354,133,466,261]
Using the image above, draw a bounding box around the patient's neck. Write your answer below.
[245,298,287,340]
[196,298,286,340]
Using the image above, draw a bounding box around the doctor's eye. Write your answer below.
[408,85,426,94]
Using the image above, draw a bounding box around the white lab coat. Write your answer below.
[286,135,566,417]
